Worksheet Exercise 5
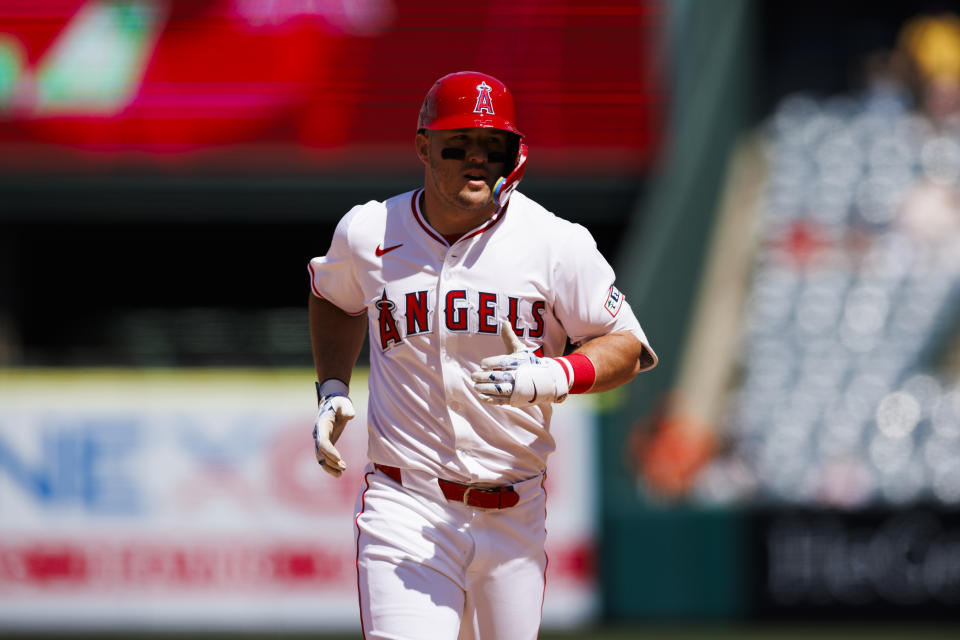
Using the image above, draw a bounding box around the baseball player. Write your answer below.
[308,71,656,640]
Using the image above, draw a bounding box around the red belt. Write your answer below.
[375,464,520,510]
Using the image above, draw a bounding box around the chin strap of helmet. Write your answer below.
[492,141,528,208]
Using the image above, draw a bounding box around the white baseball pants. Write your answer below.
[354,463,548,640]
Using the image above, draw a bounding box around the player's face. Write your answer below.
[418,128,509,213]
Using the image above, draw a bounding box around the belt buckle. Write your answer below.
[462,484,506,508]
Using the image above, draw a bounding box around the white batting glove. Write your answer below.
[313,378,355,478]
[471,321,569,407]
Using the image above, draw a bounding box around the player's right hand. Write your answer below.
[313,379,355,478]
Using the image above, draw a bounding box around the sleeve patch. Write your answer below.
[604,286,624,318]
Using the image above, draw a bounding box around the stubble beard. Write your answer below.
[453,187,492,212]
[430,163,494,215]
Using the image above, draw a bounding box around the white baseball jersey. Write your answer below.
[309,188,654,485]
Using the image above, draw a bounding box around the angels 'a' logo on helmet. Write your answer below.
[474,81,495,115]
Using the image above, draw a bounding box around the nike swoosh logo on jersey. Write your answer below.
[530,380,538,404]
[375,243,403,257]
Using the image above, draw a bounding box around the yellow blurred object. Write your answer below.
[899,12,960,83]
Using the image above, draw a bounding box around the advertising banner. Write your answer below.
[0,369,598,631]
[755,509,960,620]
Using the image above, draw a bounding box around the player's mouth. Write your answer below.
[463,170,488,187]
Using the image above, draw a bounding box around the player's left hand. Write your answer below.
[313,379,355,478]
[471,321,569,407]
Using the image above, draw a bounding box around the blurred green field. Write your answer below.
[543,627,960,640]
[7,626,960,640]
[541,627,960,640]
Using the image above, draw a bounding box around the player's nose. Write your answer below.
[464,141,487,164]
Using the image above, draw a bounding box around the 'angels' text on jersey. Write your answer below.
[376,287,545,351]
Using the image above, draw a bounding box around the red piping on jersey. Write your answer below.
[355,470,374,640]
[308,262,366,316]
[410,189,446,245]
[308,261,323,298]
[460,200,508,241]
[410,188,508,247]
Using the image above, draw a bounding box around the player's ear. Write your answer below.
[415,130,430,166]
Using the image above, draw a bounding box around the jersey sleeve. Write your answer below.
[307,208,367,315]
[552,224,656,367]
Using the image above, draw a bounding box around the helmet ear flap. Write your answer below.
[493,140,528,208]
[505,133,521,174]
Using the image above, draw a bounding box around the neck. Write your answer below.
[420,188,499,237]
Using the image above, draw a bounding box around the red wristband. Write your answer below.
[554,353,597,394]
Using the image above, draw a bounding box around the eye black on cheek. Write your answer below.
[441,148,467,160]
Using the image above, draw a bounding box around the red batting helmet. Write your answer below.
[417,71,523,137]
[418,71,528,207]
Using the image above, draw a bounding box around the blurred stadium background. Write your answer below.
[2,0,960,637]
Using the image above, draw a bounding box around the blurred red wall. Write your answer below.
[0,0,665,175]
